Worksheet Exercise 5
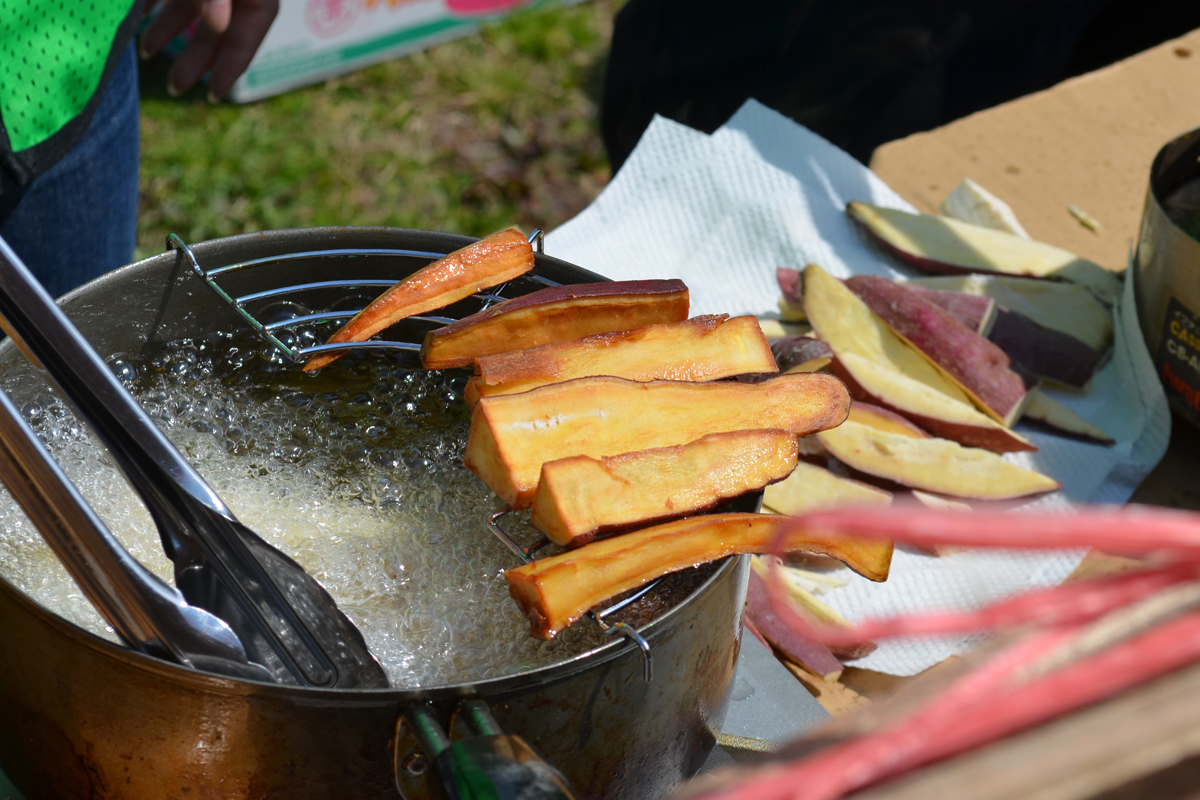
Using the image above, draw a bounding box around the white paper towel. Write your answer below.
[547,100,1172,676]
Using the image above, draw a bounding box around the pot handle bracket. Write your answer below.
[395,701,577,800]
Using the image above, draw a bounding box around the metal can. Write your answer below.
[1135,127,1200,427]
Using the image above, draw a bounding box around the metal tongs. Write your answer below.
[0,238,388,689]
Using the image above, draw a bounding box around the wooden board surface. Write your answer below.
[847,659,1200,799]
[870,29,1200,273]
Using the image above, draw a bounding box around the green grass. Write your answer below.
[136,0,617,260]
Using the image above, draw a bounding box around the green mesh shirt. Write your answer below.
[0,0,144,185]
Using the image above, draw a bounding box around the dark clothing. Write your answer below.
[602,0,1200,170]
[0,44,139,297]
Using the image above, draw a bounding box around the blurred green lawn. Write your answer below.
[136,0,617,260]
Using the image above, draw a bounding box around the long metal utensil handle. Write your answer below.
[0,237,386,689]
[0,381,271,680]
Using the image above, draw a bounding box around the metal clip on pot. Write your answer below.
[397,702,576,800]
[0,236,388,689]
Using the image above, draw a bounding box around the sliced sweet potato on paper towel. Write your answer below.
[846,201,1122,303]
[844,274,1031,426]
[803,263,1034,453]
[816,421,1059,501]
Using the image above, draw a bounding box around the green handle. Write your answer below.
[433,734,576,800]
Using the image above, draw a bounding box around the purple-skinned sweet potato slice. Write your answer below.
[816,421,1059,500]
[745,569,843,681]
[505,512,892,638]
[761,459,892,516]
[778,266,804,304]
[909,274,1113,354]
[304,228,533,371]
[904,283,996,335]
[771,335,834,373]
[847,401,931,439]
[844,275,1030,426]
[1021,389,1113,443]
[421,279,690,369]
[988,307,1104,389]
[803,264,1034,453]
[846,202,1122,303]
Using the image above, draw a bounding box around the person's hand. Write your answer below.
[140,0,280,100]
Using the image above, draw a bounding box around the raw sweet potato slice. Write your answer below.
[908,274,1113,354]
[420,279,690,369]
[847,401,931,439]
[903,283,996,336]
[465,373,850,509]
[762,460,892,515]
[777,267,804,304]
[844,275,1030,426]
[1021,389,1113,444]
[467,314,775,406]
[771,335,834,373]
[505,512,893,638]
[846,202,1122,303]
[530,429,799,547]
[757,319,810,340]
[303,228,533,371]
[816,421,1060,501]
[988,308,1104,389]
[832,354,1034,453]
[744,569,843,681]
[803,264,1034,453]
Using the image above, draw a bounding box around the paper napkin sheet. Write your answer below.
[547,100,1171,676]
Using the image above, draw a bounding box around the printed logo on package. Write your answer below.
[305,0,360,38]
[1158,295,1200,423]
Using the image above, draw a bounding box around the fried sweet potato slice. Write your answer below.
[303,228,533,371]
[505,513,893,638]
[803,264,1034,453]
[467,314,775,407]
[465,373,850,508]
[530,429,799,547]
[421,279,690,370]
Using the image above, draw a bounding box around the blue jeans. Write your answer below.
[0,44,139,299]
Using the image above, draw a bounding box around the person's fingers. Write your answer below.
[207,0,279,99]
[168,23,224,96]
[201,0,233,34]
[139,0,201,58]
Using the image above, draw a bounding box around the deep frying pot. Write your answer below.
[0,228,750,800]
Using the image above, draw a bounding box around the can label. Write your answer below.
[1158,296,1200,421]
